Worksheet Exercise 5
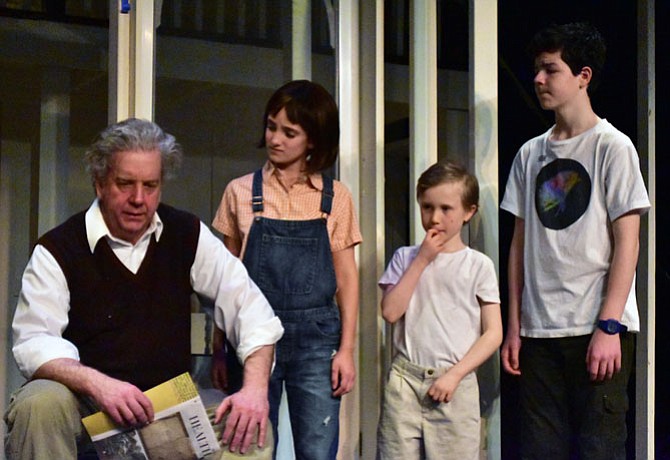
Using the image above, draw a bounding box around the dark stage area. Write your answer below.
[498,1,667,458]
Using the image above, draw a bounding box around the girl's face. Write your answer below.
[265,108,313,172]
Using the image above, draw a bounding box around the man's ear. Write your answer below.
[94,180,103,199]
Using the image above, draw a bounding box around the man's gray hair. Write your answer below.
[84,118,183,185]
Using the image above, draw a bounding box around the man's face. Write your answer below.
[95,149,162,244]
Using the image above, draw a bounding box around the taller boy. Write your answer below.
[500,23,650,459]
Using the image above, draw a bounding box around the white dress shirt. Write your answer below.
[12,199,284,379]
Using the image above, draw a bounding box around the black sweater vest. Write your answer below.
[38,203,200,390]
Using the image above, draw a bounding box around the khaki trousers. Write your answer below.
[4,379,272,460]
[377,356,481,460]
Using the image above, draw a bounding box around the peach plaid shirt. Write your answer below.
[212,162,362,258]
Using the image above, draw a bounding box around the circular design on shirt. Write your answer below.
[534,158,591,230]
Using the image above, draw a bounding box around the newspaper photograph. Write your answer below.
[82,372,220,460]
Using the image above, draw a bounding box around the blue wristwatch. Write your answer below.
[597,319,628,335]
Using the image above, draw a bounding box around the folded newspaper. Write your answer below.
[82,372,220,460]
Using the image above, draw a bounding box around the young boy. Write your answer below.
[377,161,502,460]
[500,23,651,459]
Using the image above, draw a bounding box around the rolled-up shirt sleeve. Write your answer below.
[12,245,80,379]
[191,222,283,364]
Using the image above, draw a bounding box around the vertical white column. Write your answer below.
[409,0,437,244]
[38,68,71,236]
[469,0,499,269]
[292,0,312,80]
[359,0,385,458]
[470,1,500,459]
[337,1,360,457]
[134,0,156,120]
[109,0,131,122]
[635,1,655,459]
[109,0,155,122]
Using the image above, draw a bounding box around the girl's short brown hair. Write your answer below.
[259,80,340,174]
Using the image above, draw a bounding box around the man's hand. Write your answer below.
[32,358,154,428]
[331,349,355,397]
[214,386,269,454]
[214,344,273,454]
[427,370,461,403]
[501,332,522,376]
[90,376,154,427]
[586,329,622,381]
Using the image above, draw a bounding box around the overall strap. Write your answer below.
[251,169,264,213]
[320,175,334,215]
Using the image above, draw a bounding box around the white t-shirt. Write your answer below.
[501,119,650,338]
[379,246,500,368]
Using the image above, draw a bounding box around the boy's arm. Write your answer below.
[586,211,641,381]
[428,301,503,402]
[381,229,446,323]
[501,217,524,376]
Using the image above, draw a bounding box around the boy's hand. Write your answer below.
[501,332,522,376]
[586,329,622,381]
[417,229,448,263]
[427,370,460,403]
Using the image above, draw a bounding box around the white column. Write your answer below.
[635,1,655,459]
[409,0,437,244]
[469,0,499,269]
[134,0,156,119]
[359,1,385,458]
[109,0,131,122]
[337,1,360,458]
[38,67,70,236]
[469,1,500,459]
[292,0,312,80]
[109,0,156,122]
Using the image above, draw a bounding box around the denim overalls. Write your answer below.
[243,169,341,460]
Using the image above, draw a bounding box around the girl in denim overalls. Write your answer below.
[212,80,362,459]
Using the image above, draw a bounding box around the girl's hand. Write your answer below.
[331,349,355,397]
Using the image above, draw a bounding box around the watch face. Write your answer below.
[599,319,626,334]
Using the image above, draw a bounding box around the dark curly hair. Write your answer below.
[527,22,607,93]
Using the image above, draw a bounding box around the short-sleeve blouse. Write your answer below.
[212,161,362,257]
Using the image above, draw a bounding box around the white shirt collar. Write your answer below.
[84,199,164,253]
